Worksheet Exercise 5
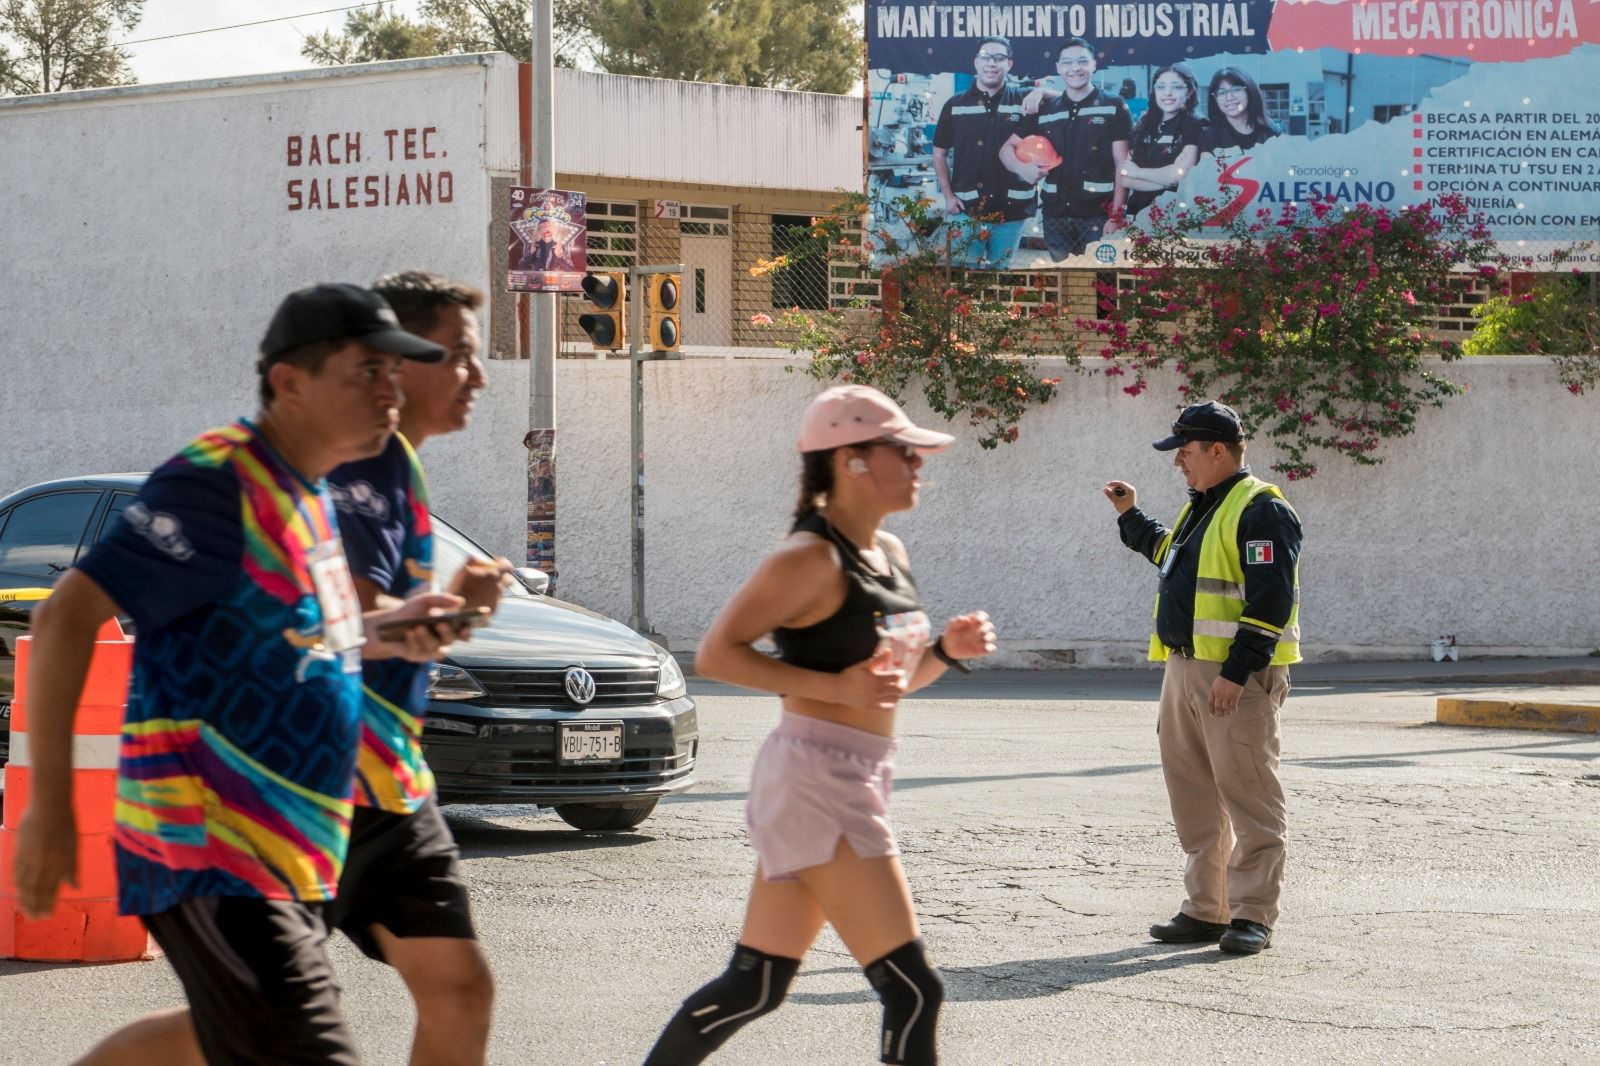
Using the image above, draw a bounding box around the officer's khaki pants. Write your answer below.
[1157,654,1288,928]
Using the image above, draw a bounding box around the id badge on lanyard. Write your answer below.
[307,538,366,654]
[1159,541,1182,580]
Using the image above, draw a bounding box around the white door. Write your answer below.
[679,235,733,348]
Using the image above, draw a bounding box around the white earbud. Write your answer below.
[847,458,869,475]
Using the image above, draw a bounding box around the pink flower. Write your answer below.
[749,313,774,326]
[1400,290,1416,305]
[1318,303,1340,318]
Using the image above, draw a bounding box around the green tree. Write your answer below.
[588,0,859,93]
[302,0,587,69]
[0,0,141,96]
[302,0,861,92]
[301,3,441,66]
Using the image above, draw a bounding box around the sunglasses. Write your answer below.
[861,440,918,462]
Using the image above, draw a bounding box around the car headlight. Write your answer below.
[427,662,486,701]
[654,645,687,700]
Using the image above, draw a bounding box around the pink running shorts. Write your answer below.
[746,711,898,882]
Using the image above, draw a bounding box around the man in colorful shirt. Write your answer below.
[324,271,502,1066]
[13,283,466,1064]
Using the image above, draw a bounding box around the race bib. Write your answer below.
[307,538,365,653]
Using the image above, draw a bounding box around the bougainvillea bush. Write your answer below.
[755,192,1080,449]
[1080,193,1503,480]
[1464,268,1600,396]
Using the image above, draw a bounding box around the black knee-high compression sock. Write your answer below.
[643,944,801,1065]
[864,938,945,1065]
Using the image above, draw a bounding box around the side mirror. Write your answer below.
[513,567,550,595]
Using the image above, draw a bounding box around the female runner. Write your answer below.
[1109,62,1205,231]
[644,384,996,1066]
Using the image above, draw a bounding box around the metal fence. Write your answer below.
[546,203,1575,356]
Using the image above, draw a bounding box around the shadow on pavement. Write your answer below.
[668,764,1162,806]
[1288,732,1596,771]
[789,942,1228,1005]
[444,809,656,857]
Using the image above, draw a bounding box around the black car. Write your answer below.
[0,475,697,831]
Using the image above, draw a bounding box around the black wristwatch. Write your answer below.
[932,635,972,674]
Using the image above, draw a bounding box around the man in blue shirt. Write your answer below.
[325,271,504,1066]
[13,284,467,1065]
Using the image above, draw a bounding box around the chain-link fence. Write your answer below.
[541,198,1583,357]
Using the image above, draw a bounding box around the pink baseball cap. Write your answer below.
[797,384,955,454]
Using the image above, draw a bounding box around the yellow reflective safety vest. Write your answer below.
[1148,475,1301,665]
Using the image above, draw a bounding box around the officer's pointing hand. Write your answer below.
[1103,481,1136,514]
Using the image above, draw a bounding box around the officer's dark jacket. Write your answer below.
[1118,468,1302,684]
[1022,88,1131,217]
[932,83,1038,222]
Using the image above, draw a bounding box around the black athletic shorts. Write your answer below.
[328,795,476,961]
[143,896,358,1066]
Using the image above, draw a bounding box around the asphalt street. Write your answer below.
[3,666,1598,1065]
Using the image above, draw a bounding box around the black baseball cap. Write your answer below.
[1152,401,1245,450]
[259,283,446,364]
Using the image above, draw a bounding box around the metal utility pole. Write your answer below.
[526,0,558,580]
[626,264,683,638]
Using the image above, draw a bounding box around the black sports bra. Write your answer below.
[771,513,931,674]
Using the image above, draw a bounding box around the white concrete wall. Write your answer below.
[0,55,517,484]
[418,356,1600,664]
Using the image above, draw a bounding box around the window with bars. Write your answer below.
[680,204,731,236]
[585,200,638,268]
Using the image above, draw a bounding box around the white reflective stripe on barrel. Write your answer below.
[7,732,121,770]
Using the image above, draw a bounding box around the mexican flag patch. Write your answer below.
[1245,540,1274,565]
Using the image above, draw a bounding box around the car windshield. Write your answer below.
[431,514,530,598]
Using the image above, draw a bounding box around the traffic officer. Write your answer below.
[1002,37,1130,261]
[931,36,1038,268]
[1103,401,1302,956]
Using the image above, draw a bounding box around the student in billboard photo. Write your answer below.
[1000,37,1131,261]
[1202,66,1280,155]
[1109,62,1205,233]
[930,35,1039,269]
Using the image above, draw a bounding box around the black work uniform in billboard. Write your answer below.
[1126,112,1206,216]
[932,82,1039,224]
[1025,88,1131,258]
[1204,120,1278,155]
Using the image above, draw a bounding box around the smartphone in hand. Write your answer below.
[375,606,492,642]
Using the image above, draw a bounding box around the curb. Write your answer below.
[1436,697,1600,734]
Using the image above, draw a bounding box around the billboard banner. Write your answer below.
[508,187,588,293]
[866,1,1600,270]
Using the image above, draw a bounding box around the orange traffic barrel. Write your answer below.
[1,615,156,962]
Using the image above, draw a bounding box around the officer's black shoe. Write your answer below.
[1218,919,1273,955]
[1149,912,1230,943]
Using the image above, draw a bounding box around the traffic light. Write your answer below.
[577,271,626,351]
[646,273,681,352]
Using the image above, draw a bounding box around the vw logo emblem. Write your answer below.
[564,666,597,705]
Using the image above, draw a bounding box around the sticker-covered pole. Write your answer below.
[527,0,557,584]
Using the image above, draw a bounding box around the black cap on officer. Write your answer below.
[259,283,447,366]
[1152,401,1245,451]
